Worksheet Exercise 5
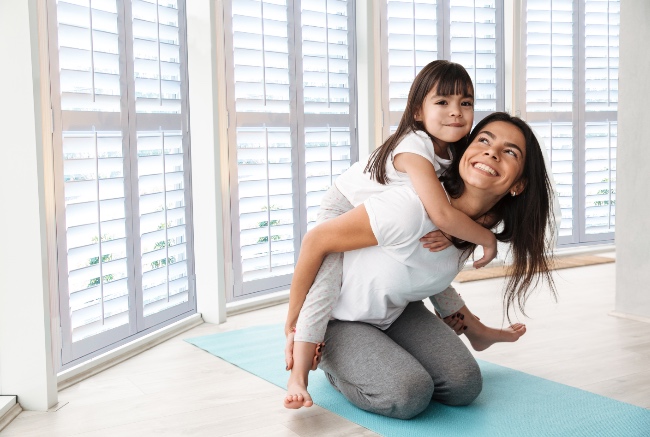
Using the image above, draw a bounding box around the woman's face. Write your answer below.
[459,121,527,197]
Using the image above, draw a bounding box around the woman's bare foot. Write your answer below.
[285,378,313,409]
[465,322,526,351]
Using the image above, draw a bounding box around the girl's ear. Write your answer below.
[414,108,422,122]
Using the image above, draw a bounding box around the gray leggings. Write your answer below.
[319,301,482,419]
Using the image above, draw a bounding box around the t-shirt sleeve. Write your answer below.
[392,131,440,170]
[364,187,426,248]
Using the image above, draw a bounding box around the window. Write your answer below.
[380,0,505,135]
[520,0,618,244]
[48,0,195,367]
[223,0,358,301]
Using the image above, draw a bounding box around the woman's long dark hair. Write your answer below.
[365,60,474,184]
[441,112,557,320]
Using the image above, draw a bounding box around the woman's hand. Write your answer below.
[443,312,467,335]
[420,230,452,252]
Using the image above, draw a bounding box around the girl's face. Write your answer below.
[414,87,474,146]
[459,121,527,198]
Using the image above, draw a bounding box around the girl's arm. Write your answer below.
[394,152,497,268]
[285,204,378,335]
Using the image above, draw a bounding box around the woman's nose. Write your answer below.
[483,150,499,160]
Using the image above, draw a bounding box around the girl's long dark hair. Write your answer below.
[365,60,474,184]
[441,112,557,320]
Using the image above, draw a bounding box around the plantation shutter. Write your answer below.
[380,0,504,136]
[50,0,195,367]
[521,0,618,244]
[224,0,357,301]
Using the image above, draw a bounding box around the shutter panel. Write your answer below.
[584,122,615,234]
[56,0,122,112]
[525,0,574,113]
[386,0,439,116]
[63,131,130,342]
[237,127,296,283]
[584,0,618,112]
[449,0,500,114]
[530,122,575,237]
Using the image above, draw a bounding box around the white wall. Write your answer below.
[615,0,650,319]
[186,0,228,324]
[0,0,58,410]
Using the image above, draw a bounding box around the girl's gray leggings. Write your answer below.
[319,301,483,419]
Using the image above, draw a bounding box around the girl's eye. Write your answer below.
[461,101,474,107]
[435,100,448,105]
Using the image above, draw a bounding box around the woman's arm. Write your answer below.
[285,204,378,335]
[394,152,497,268]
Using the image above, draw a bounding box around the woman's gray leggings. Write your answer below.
[319,301,483,419]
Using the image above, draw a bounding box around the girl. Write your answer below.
[285,61,501,408]
[289,113,555,417]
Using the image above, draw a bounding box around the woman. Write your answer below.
[285,113,555,419]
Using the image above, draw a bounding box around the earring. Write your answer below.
[511,191,516,197]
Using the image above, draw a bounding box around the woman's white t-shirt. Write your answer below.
[335,130,452,207]
[330,185,469,329]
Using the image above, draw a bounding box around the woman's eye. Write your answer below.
[505,149,517,157]
[478,137,489,144]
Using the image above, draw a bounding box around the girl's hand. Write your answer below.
[473,235,497,268]
[420,230,452,252]
[285,329,295,370]
[284,329,325,371]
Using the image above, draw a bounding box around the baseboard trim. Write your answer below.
[609,311,650,324]
[0,403,22,433]
[57,313,204,391]
[226,289,290,316]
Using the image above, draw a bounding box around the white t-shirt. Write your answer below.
[335,130,453,207]
[330,186,469,329]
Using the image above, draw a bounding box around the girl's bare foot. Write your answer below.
[465,322,526,351]
[285,379,313,409]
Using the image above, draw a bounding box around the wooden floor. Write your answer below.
[3,252,649,436]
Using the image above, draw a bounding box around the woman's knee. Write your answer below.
[381,370,435,419]
[441,361,483,406]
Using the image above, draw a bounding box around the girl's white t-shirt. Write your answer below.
[330,185,468,329]
[335,130,453,207]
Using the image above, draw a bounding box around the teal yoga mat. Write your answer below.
[185,325,650,437]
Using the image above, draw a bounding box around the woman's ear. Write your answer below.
[511,178,527,196]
